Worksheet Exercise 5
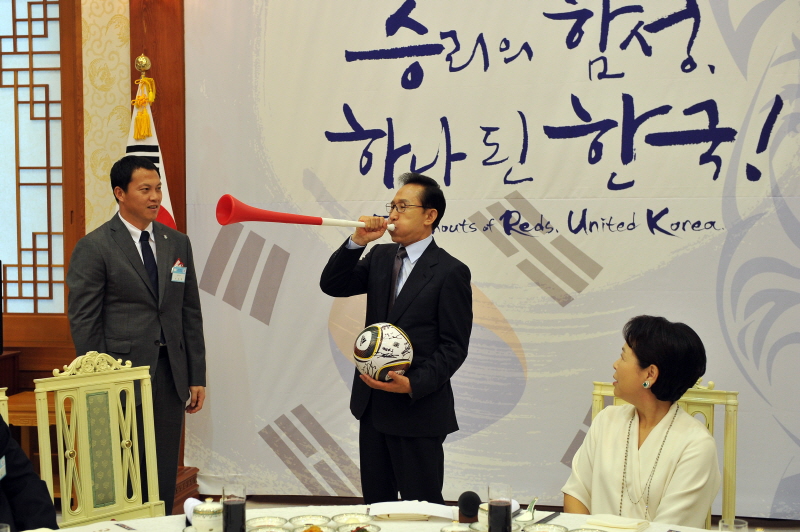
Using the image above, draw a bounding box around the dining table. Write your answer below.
[57,504,707,532]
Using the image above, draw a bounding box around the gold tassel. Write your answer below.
[131,77,156,140]
[136,77,156,102]
[134,106,151,140]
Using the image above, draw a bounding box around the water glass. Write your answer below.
[222,483,246,532]
[719,519,748,532]
[488,482,512,532]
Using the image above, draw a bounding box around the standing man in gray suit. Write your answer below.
[67,155,206,514]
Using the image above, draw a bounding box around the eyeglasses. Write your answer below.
[386,202,424,214]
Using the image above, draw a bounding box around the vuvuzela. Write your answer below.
[215,194,395,231]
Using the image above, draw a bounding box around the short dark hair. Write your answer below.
[398,172,445,230]
[623,315,706,403]
[110,155,158,202]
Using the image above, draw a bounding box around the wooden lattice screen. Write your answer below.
[1,0,66,314]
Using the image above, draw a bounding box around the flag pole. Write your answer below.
[126,54,178,230]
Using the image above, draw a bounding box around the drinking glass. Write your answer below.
[719,519,748,532]
[488,482,512,532]
[222,483,246,532]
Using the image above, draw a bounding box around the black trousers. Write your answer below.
[137,347,185,515]
[358,403,446,504]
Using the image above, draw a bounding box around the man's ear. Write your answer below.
[113,186,125,202]
[424,208,438,227]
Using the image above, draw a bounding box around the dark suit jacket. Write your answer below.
[0,416,58,532]
[66,215,206,401]
[320,238,472,438]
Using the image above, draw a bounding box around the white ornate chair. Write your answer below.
[592,380,738,528]
[34,352,165,527]
[0,386,7,422]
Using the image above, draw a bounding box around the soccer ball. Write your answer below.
[353,322,413,381]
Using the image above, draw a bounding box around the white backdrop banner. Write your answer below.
[184,0,800,518]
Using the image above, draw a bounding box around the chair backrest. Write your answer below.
[592,380,738,528]
[35,351,165,527]
[0,386,7,422]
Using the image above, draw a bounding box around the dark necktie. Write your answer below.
[388,246,407,313]
[140,230,158,296]
[141,231,166,345]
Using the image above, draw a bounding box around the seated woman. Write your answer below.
[562,315,720,528]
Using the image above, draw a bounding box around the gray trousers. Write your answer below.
[137,347,185,515]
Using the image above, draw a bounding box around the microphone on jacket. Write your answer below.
[458,491,482,523]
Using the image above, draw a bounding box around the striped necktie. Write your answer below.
[388,246,407,312]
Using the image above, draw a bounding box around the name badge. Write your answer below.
[0,456,6,481]
[171,259,187,283]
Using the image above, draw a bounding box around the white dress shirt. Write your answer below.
[118,212,157,263]
[347,234,433,298]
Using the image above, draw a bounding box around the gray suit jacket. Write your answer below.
[67,215,206,401]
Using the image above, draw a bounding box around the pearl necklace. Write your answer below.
[619,404,679,520]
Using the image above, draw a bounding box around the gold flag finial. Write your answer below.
[132,54,156,140]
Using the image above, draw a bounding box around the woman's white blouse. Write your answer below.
[562,403,720,528]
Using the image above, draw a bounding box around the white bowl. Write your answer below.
[477,500,521,525]
[470,523,521,532]
[331,513,372,525]
[292,526,336,532]
[246,516,288,529]
[521,525,568,532]
[290,515,331,526]
[337,525,381,532]
[284,525,336,532]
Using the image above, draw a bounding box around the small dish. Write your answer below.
[246,516,288,528]
[332,513,372,525]
[337,525,381,532]
[248,528,286,532]
[522,525,568,532]
[290,515,332,526]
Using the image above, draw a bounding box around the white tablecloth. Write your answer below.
[60,505,706,532]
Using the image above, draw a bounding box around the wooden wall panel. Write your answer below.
[129,0,187,232]
[129,0,190,474]
[17,345,77,390]
[61,0,85,253]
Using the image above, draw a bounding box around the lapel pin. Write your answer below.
[163,235,167,239]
